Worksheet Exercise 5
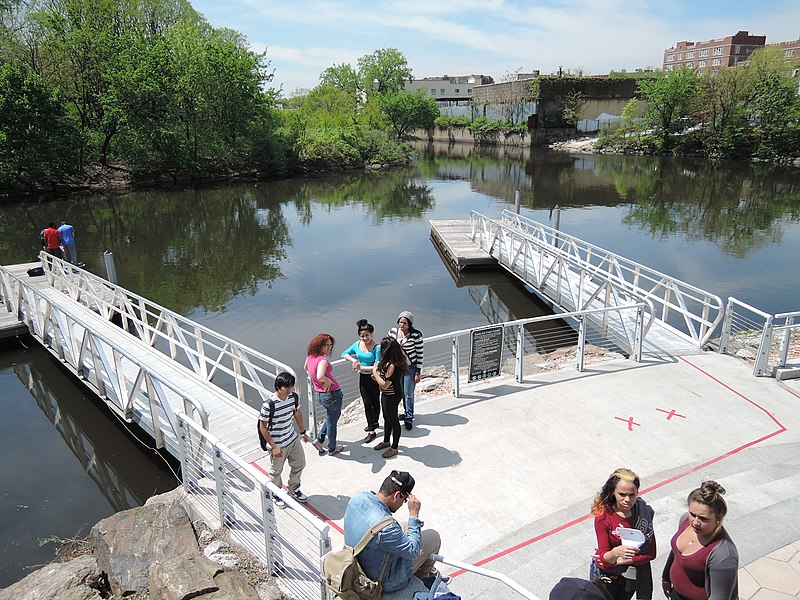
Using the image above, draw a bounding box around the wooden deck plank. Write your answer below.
[429,220,496,272]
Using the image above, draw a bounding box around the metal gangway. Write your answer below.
[470,210,724,356]
[0,253,295,461]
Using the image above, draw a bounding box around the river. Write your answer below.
[1,143,798,586]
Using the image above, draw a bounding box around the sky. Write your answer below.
[189,0,800,97]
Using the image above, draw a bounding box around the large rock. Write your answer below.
[149,554,220,599]
[0,555,104,600]
[90,498,199,596]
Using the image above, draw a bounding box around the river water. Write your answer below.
[1,143,799,586]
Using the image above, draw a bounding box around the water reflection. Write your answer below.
[0,344,176,587]
[414,142,800,258]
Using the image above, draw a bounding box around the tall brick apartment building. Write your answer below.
[662,30,766,73]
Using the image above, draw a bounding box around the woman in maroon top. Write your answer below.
[661,481,738,600]
[590,468,656,600]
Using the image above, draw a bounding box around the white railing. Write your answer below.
[484,209,724,348]
[39,252,295,407]
[719,297,800,377]
[306,304,646,436]
[177,413,331,600]
[0,263,209,454]
[433,554,541,600]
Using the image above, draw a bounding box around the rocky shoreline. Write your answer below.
[0,488,285,600]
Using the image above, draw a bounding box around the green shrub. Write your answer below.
[434,115,471,128]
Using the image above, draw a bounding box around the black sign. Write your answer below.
[468,326,504,382]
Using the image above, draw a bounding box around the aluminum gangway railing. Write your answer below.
[38,252,296,408]
[473,210,724,350]
[0,262,211,456]
[719,297,800,378]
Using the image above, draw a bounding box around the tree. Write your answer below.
[319,62,360,96]
[0,61,80,185]
[298,83,358,128]
[637,66,697,144]
[379,91,438,139]
[356,48,412,95]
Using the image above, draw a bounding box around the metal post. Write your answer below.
[576,317,586,371]
[634,306,644,363]
[718,298,734,354]
[777,316,794,368]
[451,336,460,398]
[103,251,118,284]
[514,189,521,214]
[515,324,524,383]
[754,317,774,377]
[552,205,561,232]
[306,375,318,440]
[212,448,227,526]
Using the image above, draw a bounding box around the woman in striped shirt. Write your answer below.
[388,310,423,430]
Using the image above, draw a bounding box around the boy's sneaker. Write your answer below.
[272,494,286,509]
[290,488,308,503]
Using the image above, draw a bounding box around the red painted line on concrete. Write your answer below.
[449,355,789,577]
[656,408,685,420]
[249,460,345,535]
[614,416,640,431]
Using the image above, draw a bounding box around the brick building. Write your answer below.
[662,30,766,73]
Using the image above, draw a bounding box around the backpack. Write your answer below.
[257,392,299,451]
[322,517,395,600]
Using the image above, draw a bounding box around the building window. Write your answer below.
[699,49,708,57]
[686,51,695,58]
[712,58,721,66]
[467,88,472,94]
[734,45,741,54]
[677,52,683,60]
[431,88,436,94]
[666,54,675,62]
[685,62,693,68]
[712,46,723,55]
[440,89,445,94]
[699,60,707,67]
[454,88,460,93]
[786,49,794,58]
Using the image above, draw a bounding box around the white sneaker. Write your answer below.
[272,494,286,509]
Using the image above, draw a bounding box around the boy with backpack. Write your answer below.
[258,371,310,508]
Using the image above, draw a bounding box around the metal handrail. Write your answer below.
[39,252,295,404]
[0,264,210,440]
[432,554,541,600]
[491,210,725,347]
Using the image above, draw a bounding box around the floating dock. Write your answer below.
[429,220,496,272]
[0,261,47,340]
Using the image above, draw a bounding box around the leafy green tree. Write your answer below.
[319,62,360,96]
[637,67,697,144]
[0,61,80,185]
[298,83,358,128]
[379,90,438,139]
[356,48,412,95]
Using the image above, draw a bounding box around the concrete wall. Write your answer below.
[413,127,530,147]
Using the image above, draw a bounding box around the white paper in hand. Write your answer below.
[615,526,646,549]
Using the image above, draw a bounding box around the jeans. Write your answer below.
[589,560,634,600]
[316,388,343,452]
[402,364,418,423]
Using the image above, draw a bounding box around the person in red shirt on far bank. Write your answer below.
[41,222,63,259]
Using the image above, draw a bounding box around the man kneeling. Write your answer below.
[344,470,441,593]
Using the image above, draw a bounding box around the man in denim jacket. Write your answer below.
[343,470,441,593]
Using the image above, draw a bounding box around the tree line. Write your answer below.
[598,48,800,161]
[0,0,438,190]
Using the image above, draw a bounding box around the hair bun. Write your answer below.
[356,318,368,327]
[701,480,726,496]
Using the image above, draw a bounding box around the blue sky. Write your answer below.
[190,0,800,97]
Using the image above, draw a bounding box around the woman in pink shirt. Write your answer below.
[305,333,344,456]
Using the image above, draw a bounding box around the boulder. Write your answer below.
[148,554,220,600]
[90,498,199,596]
[0,555,104,600]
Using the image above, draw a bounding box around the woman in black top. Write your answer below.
[371,337,408,458]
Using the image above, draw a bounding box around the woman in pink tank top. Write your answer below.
[304,333,344,456]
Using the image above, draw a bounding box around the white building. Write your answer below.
[404,74,494,106]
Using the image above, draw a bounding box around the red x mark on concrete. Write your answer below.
[656,408,686,420]
[614,416,640,431]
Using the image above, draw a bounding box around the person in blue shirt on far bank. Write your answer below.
[343,470,443,593]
